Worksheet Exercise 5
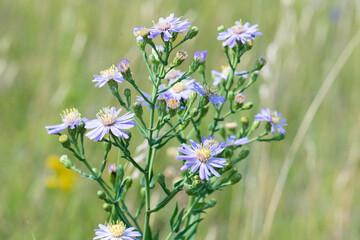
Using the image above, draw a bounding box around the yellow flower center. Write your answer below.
[232,24,246,34]
[196,147,212,163]
[235,93,245,103]
[271,113,280,124]
[172,82,186,93]
[221,65,231,76]
[109,221,126,238]
[61,108,81,125]
[167,99,179,109]
[100,65,119,78]
[97,108,116,126]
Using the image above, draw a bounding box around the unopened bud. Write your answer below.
[172,50,188,67]
[231,173,242,184]
[228,91,234,102]
[217,25,225,32]
[185,26,199,39]
[149,54,157,64]
[190,108,199,118]
[117,58,132,80]
[125,177,133,189]
[59,134,70,148]
[254,57,266,70]
[241,117,249,130]
[92,168,99,177]
[103,140,111,152]
[59,155,72,169]
[245,39,254,50]
[208,199,217,207]
[243,102,253,110]
[124,88,131,98]
[157,173,165,185]
[133,102,143,118]
[185,185,195,195]
[97,190,106,200]
[103,203,112,212]
[192,179,201,188]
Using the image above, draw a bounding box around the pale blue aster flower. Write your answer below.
[133,26,150,42]
[166,78,195,101]
[225,135,250,147]
[194,83,225,105]
[255,108,287,134]
[92,64,124,88]
[108,163,117,173]
[85,107,135,142]
[94,220,141,240]
[177,139,227,181]
[149,13,191,41]
[193,50,207,63]
[217,21,262,48]
[45,108,87,135]
[211,65,248,86]
[116,58,130,73]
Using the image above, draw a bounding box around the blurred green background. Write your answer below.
[1,0,360,239]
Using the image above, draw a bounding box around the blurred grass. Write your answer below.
[1,0,360,239]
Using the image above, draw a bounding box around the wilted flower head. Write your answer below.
[93,64,124,88]
[211,65,248,86]
[133,26,150,42]
[173,50,188,67]
[255,108,287,134]
[85,107,135,142]
[217,21,262,48]
[149,13,191,41]
[165,69,183,81]
[94,220,141,240]
[194,83,225,105]
[45,108,87,135]
[177,139,227,181]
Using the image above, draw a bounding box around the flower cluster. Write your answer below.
[45,13,287,240]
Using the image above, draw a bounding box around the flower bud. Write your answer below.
[251,121,260,131]
[103,203,112,212]
[59,134,70,148]
[149,54,157,64]
[103,140,111,153]
[225,122,238,131]
[172,50,188,67]
[254,56,267,70]
[237,77,246,88]
[243,102,253,110]
[208,199,217,207]
[185,26,199,39]
[59,155,72,169]
[241,117,249,130]
[230,173,242,184]
[140,187,146,198]
[178,118,190,131]
[217,25,225,32]
[157,173,165,185]
[124,88,131,98]
[97,190,106,200]
[189,51,208,73]
[133,102,143,118]
[190,108,199,118]
[199,96,209,107]
[192,179,202,188]
[77,121,86,135]
[125,176,133,189]
[200,105,209,116]
[185,185,195,195]
[245,39,254,51]
[189,91,197,102]
[117,58,132,80]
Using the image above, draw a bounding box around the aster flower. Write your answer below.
[167,78,195,101]
[133,26,150,42]
[217,21,262,48]
[194,83,225,105]
[94,220,141,240]
[108,163,117,174]
[167,98,179,110]
[193,51,207,64]
[234,92,246,104]
[225,135,250,147]
[255,108,287,134]
[93,64,124,88]
[201,135,224,147]
[211,65,248,86]
[85,107,135,142]
[45,108,87,135]
[117,58,130,73]
[177,139,227,181]
[149,13,191,41]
